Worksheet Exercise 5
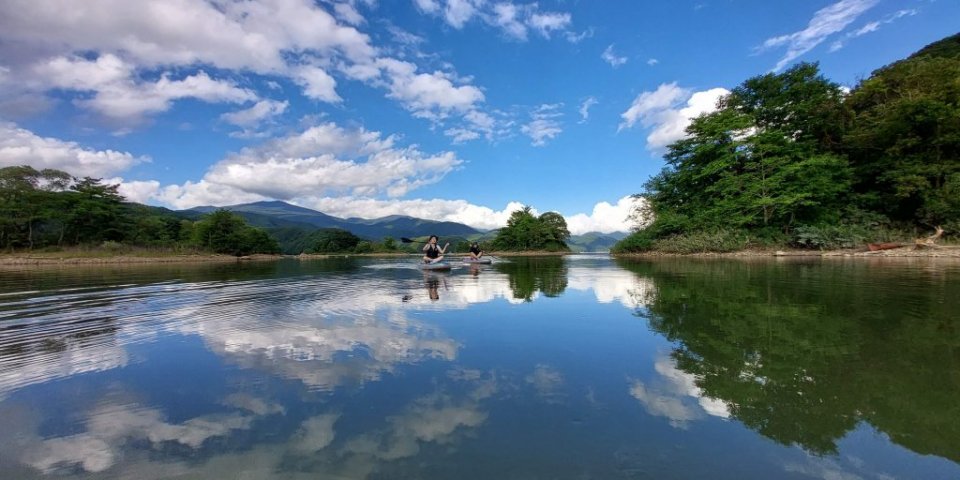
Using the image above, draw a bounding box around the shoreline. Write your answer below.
[3,246,958,266]
[613,246,960,259]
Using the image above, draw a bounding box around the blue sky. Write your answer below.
[0,0,956,234]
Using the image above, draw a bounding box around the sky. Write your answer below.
[0,0,956,235]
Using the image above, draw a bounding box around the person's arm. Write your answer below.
[422,243,429,252]
[440,242,449,254]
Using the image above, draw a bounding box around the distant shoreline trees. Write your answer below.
[0,166,280,255]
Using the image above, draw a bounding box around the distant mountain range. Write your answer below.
[180,200,629,253]
[184,200,481,240]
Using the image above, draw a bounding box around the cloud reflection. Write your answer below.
[629,354,730,428]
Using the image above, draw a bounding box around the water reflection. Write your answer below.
[617,257,960,463]
[0,256,957,478]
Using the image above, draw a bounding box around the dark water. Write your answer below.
[0,255,958,479]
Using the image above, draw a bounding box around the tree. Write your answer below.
[621,63,852,252]
[492,207,571,251]
[845,43,960,227]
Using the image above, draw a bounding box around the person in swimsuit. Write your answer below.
[468,242,484,260]
[422,235,449,263]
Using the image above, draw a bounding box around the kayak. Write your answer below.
[462,258,492,264]
[420,261,452,271]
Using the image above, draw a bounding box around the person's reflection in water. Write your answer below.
[424,272,447,301]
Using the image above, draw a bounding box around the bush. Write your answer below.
[611,231,656,253]
[652,230,750,254]
[790,224,870,250]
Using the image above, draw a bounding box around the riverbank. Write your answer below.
[0,252,285,266]
[614,245,960,258]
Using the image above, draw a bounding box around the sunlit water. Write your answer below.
[0,255,958,479]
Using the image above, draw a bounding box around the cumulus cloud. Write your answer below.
[33,55,257,120]
[0,0,487,128]
[565,196,643,235]
[619,83,729,151]
[647,58,659,66]
[522,103,563,146]
[755,0,879,71]
[377,58,485,120]
[0,122,147,177]
[153,122,462,208]
[301,197,529,230]
[220,99,289,128]
[602,44,628,67]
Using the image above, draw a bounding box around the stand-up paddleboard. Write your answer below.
[462,258,492,264]
[420,261,452,271]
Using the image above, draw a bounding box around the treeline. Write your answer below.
[0,166,279,255]
[491,207,571,251]
[616,33,960,253]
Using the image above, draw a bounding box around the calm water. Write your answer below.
[0,255,958,479]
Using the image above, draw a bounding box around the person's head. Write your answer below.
[471,242,478,248]
[428,235,439,244]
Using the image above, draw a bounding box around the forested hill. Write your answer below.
[186,200,480,240]
[614,32,960,254]
[907,32,960,60]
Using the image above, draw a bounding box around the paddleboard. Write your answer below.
[462,258,492,264]
[420,262,452,271]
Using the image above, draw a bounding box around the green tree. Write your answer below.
[618,63,853,252]
[845,36,960,227]
[493,206,571,251]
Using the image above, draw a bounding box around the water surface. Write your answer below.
[0,255,958,479]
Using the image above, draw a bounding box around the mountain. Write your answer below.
[184,200,480,241]
[567,231,630,252]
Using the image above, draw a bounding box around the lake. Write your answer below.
[0,255,958,479]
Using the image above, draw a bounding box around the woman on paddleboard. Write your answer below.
[468,242,484,260]
[422,235,449,264]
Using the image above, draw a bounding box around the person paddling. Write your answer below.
[468,242,484,260]
[422,235,449,264]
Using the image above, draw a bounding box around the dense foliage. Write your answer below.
[491,207,571,251]
[615,34,960,252]
[0,166,279,255]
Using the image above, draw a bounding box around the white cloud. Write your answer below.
[377,58,485,119]
[293,66,342,103]
[444,127,481,143]
[220,99,289,128]
[413,0,441,14]
[301,197,528,230]
[756,0,879,71]
[578,97,598,123]
[414,1,574,41]
[602,44,628,67]
[647,58,659,66]
[619,83,729,151]
[0,122,147,177]
[527,11,572,39]
[566,196,641,235]
[32,54,256,119]
[492,3,528,40]
[444,0,481,29]
[154,122,462,207]
[522,103,563,146]
[829,9,918,52]
[107,178,162,204]
[333,2,365,25]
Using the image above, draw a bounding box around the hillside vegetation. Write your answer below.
[615,33,960,253]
